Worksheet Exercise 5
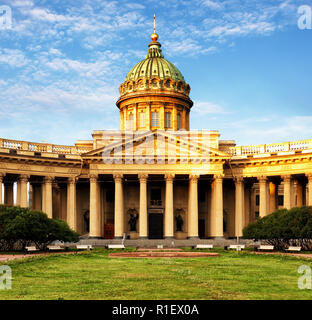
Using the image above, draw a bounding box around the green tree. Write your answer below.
[243,206,312,250]
[0,205,79,251]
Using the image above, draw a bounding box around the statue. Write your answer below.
[128,210,138,232]
[83,210,90,233]
[175,214,183,232]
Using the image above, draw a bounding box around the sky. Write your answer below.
[0,0,312,147]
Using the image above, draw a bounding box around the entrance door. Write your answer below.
[148,213,163,239]
[199,219,205,239]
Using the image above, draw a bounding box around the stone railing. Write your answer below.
[230,139,312,156]
[0,138,92,155]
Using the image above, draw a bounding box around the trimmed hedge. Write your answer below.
[0,205,79,251]
[243,206,312,250]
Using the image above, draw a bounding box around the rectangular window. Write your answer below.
[165,112,171,128]
[255,195,260,206]
[139,112,145,128]
[278,195,284,206]
[177,113,181,130]
[151,112,159,127]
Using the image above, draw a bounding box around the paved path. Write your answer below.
[0,252,76,263]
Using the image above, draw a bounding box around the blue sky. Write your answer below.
[0,0,311,146]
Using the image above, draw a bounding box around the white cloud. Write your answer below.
[27,8,74,23]
[0,49,29,67]
[202,0,223,10]
[193,101,227,115]
[49,48,62,56]
[11,0,34,7]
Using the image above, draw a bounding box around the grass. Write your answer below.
[0,248,312,300]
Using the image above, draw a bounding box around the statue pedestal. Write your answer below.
[175,231,187,240]
[129,231,139,240]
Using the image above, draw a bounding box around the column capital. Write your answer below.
[189,174,200,183]
[257,176,268,183]
[165,173,175,182]
[89,174,98,183]
[213,174,223,182]
[0,172,5,181]
[113,173,123,183]
[234,176,244,184]
[138,173,148,182]
[281,175,292,183]
[306,173,312,181]
[44,176,55,184]
[68,176,78,184]
[18,174,30,183]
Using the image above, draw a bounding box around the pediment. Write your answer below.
[82,130,230,162]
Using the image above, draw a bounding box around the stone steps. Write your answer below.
[68,238,258,248]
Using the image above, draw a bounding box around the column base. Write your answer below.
[114,236,123,240]
[209,236,225,240]
[187,236,199,240]
[139,236,148,240]
[165,236,175,239]
[87,236,103,239]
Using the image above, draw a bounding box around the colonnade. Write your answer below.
[0,172,311,239]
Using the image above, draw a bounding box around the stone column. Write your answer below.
[4,182,14,206]
[146,103,151,130]
[282,175,292,209]
[114,174,124,239]
[188,174,199,238]
[138,173,148,239]
[0,173,4,205]
[235,177,244,237]
[182,109,186,130]
[89,174,101,238]
[295,180,303,207]
[43,176,54,218]
[307,174,312,206]
[16,179,21,206]
[210,175,224,238]
[164,173,175,239]
[67,177,77,231]
[133,104,137,131]
[19,174,29,208]
[258,176,268,217]
[269,181,278,213]
[172,107,177,131]
[160,104,165,129]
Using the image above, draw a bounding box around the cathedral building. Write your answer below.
[1,32,312,241]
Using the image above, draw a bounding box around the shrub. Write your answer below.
[243,206,312,250]
[0,205,79,251]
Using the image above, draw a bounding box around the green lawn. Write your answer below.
[0,248,311,300]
